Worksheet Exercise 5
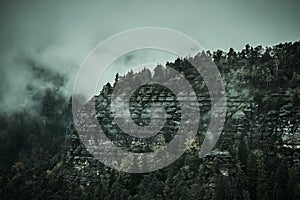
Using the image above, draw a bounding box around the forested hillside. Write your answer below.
[1,41,300,199]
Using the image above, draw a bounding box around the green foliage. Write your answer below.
[1,41,300,199]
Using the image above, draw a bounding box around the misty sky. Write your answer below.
[0,0,299,111]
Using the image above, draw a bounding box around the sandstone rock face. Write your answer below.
[70,54,300,178]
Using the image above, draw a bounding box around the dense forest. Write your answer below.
[0,41,300,199]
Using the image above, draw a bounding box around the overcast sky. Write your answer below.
[0,0,299,110]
